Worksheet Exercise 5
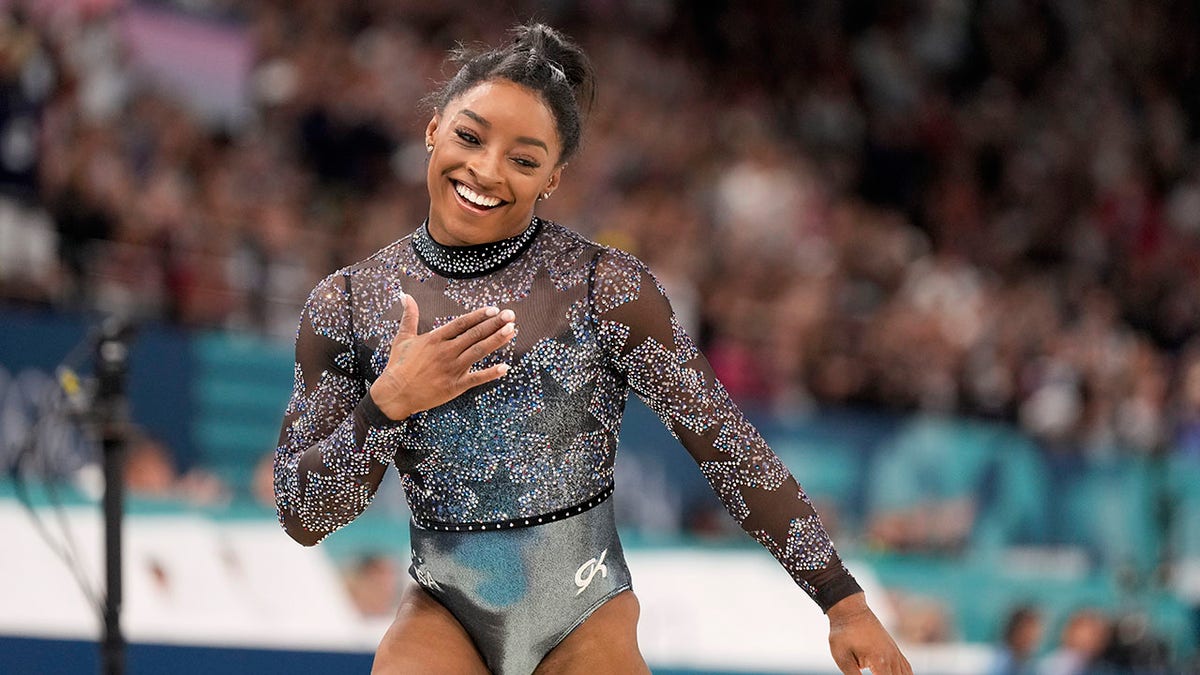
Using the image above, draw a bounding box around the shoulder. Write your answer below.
[537,219,649,274]
[343,233,417,278]
[307,230,420,296]
[304,231,417,306]
[594,245,647,276]
[534,218,605,258]
[559,233,669,313]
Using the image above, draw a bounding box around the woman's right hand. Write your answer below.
[368,293,516,420]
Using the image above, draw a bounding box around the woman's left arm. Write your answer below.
[592,248,910,673]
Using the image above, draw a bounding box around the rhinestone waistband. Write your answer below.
[411,484,615,532]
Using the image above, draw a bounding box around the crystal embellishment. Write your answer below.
[412,217,543,279]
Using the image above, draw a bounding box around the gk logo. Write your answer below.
[574,549,608,596]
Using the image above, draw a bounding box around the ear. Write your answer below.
[544,164,564,196]
[425,114,440,146]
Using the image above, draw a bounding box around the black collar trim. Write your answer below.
[412,217,542,279]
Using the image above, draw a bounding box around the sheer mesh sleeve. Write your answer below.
[273,272,405,546]
[592,249,862,611]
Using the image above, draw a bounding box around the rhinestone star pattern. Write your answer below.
[273,219,859,610]
[273,274,401,544]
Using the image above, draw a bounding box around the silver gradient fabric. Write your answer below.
[408,496,632,675]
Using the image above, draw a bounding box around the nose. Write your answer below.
[466,148,503,188]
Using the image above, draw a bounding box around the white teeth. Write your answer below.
[454,182,502,208]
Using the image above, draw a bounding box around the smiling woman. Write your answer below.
[425,79,564,246]
[272,22,911,675]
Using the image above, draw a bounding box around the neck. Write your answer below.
[426,211,538,247]
[412,216,543,279]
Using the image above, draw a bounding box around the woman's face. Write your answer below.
[425,79,563,246]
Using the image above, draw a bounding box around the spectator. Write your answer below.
[341,553,401,620]
[124,431,229,506]
[1101,611,1171,673]
[988,604,1044,675]
[1039,608,1112,675]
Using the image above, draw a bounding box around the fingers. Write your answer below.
[450,308,516,360]
[395,293,420,342]
[458,362,512,389]
[829,643,859,675]
[832,642,912,675]
[456,319,516,366]
[860,652,913,675]
[876,641,913,675]
[433,305,504,339]
[395,299,516,367]
[834,662,859,675]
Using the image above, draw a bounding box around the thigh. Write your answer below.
[371,583,490,675]
[533,590,650,675]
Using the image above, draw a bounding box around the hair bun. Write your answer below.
[509,23,594,114]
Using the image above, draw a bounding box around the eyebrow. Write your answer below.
[460,109,549,154]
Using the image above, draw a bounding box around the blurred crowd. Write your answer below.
[1,0,1199,465]
[984,603,1180,675]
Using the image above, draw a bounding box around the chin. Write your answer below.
[432,197,532,245]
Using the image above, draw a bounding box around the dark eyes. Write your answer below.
[453,128,540,169]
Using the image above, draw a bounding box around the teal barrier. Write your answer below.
[191,331,293,494]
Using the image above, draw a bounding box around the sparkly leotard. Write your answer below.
[274,217,861,673]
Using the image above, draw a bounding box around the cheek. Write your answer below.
[426,149,457,184]
[513,176,544,199]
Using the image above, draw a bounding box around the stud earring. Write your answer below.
[426,144,433,153]
[540,191,551,200]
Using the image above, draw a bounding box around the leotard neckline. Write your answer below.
[412,217,543,279]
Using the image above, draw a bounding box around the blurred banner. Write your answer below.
[119,2,253,126]
[0,308,197,470]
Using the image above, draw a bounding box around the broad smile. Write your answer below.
[451,179,508,213]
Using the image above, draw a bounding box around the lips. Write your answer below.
[452,180,507,212]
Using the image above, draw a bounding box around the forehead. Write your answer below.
[444,80,560,148]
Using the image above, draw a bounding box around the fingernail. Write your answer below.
[501,323,515,335]
[499,309,515,322]
[497,363,510,375]
[485,306,500,317]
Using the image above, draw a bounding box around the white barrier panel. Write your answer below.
[0,504,371,651]
[0,502,993,672]
[629,548,992,673]
[631,548,862,671]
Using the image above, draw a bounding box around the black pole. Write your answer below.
[95,318,131,675]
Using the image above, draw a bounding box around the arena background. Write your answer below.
[1,0,1198,672]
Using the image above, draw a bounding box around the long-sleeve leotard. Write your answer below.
[273,218,861,610]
